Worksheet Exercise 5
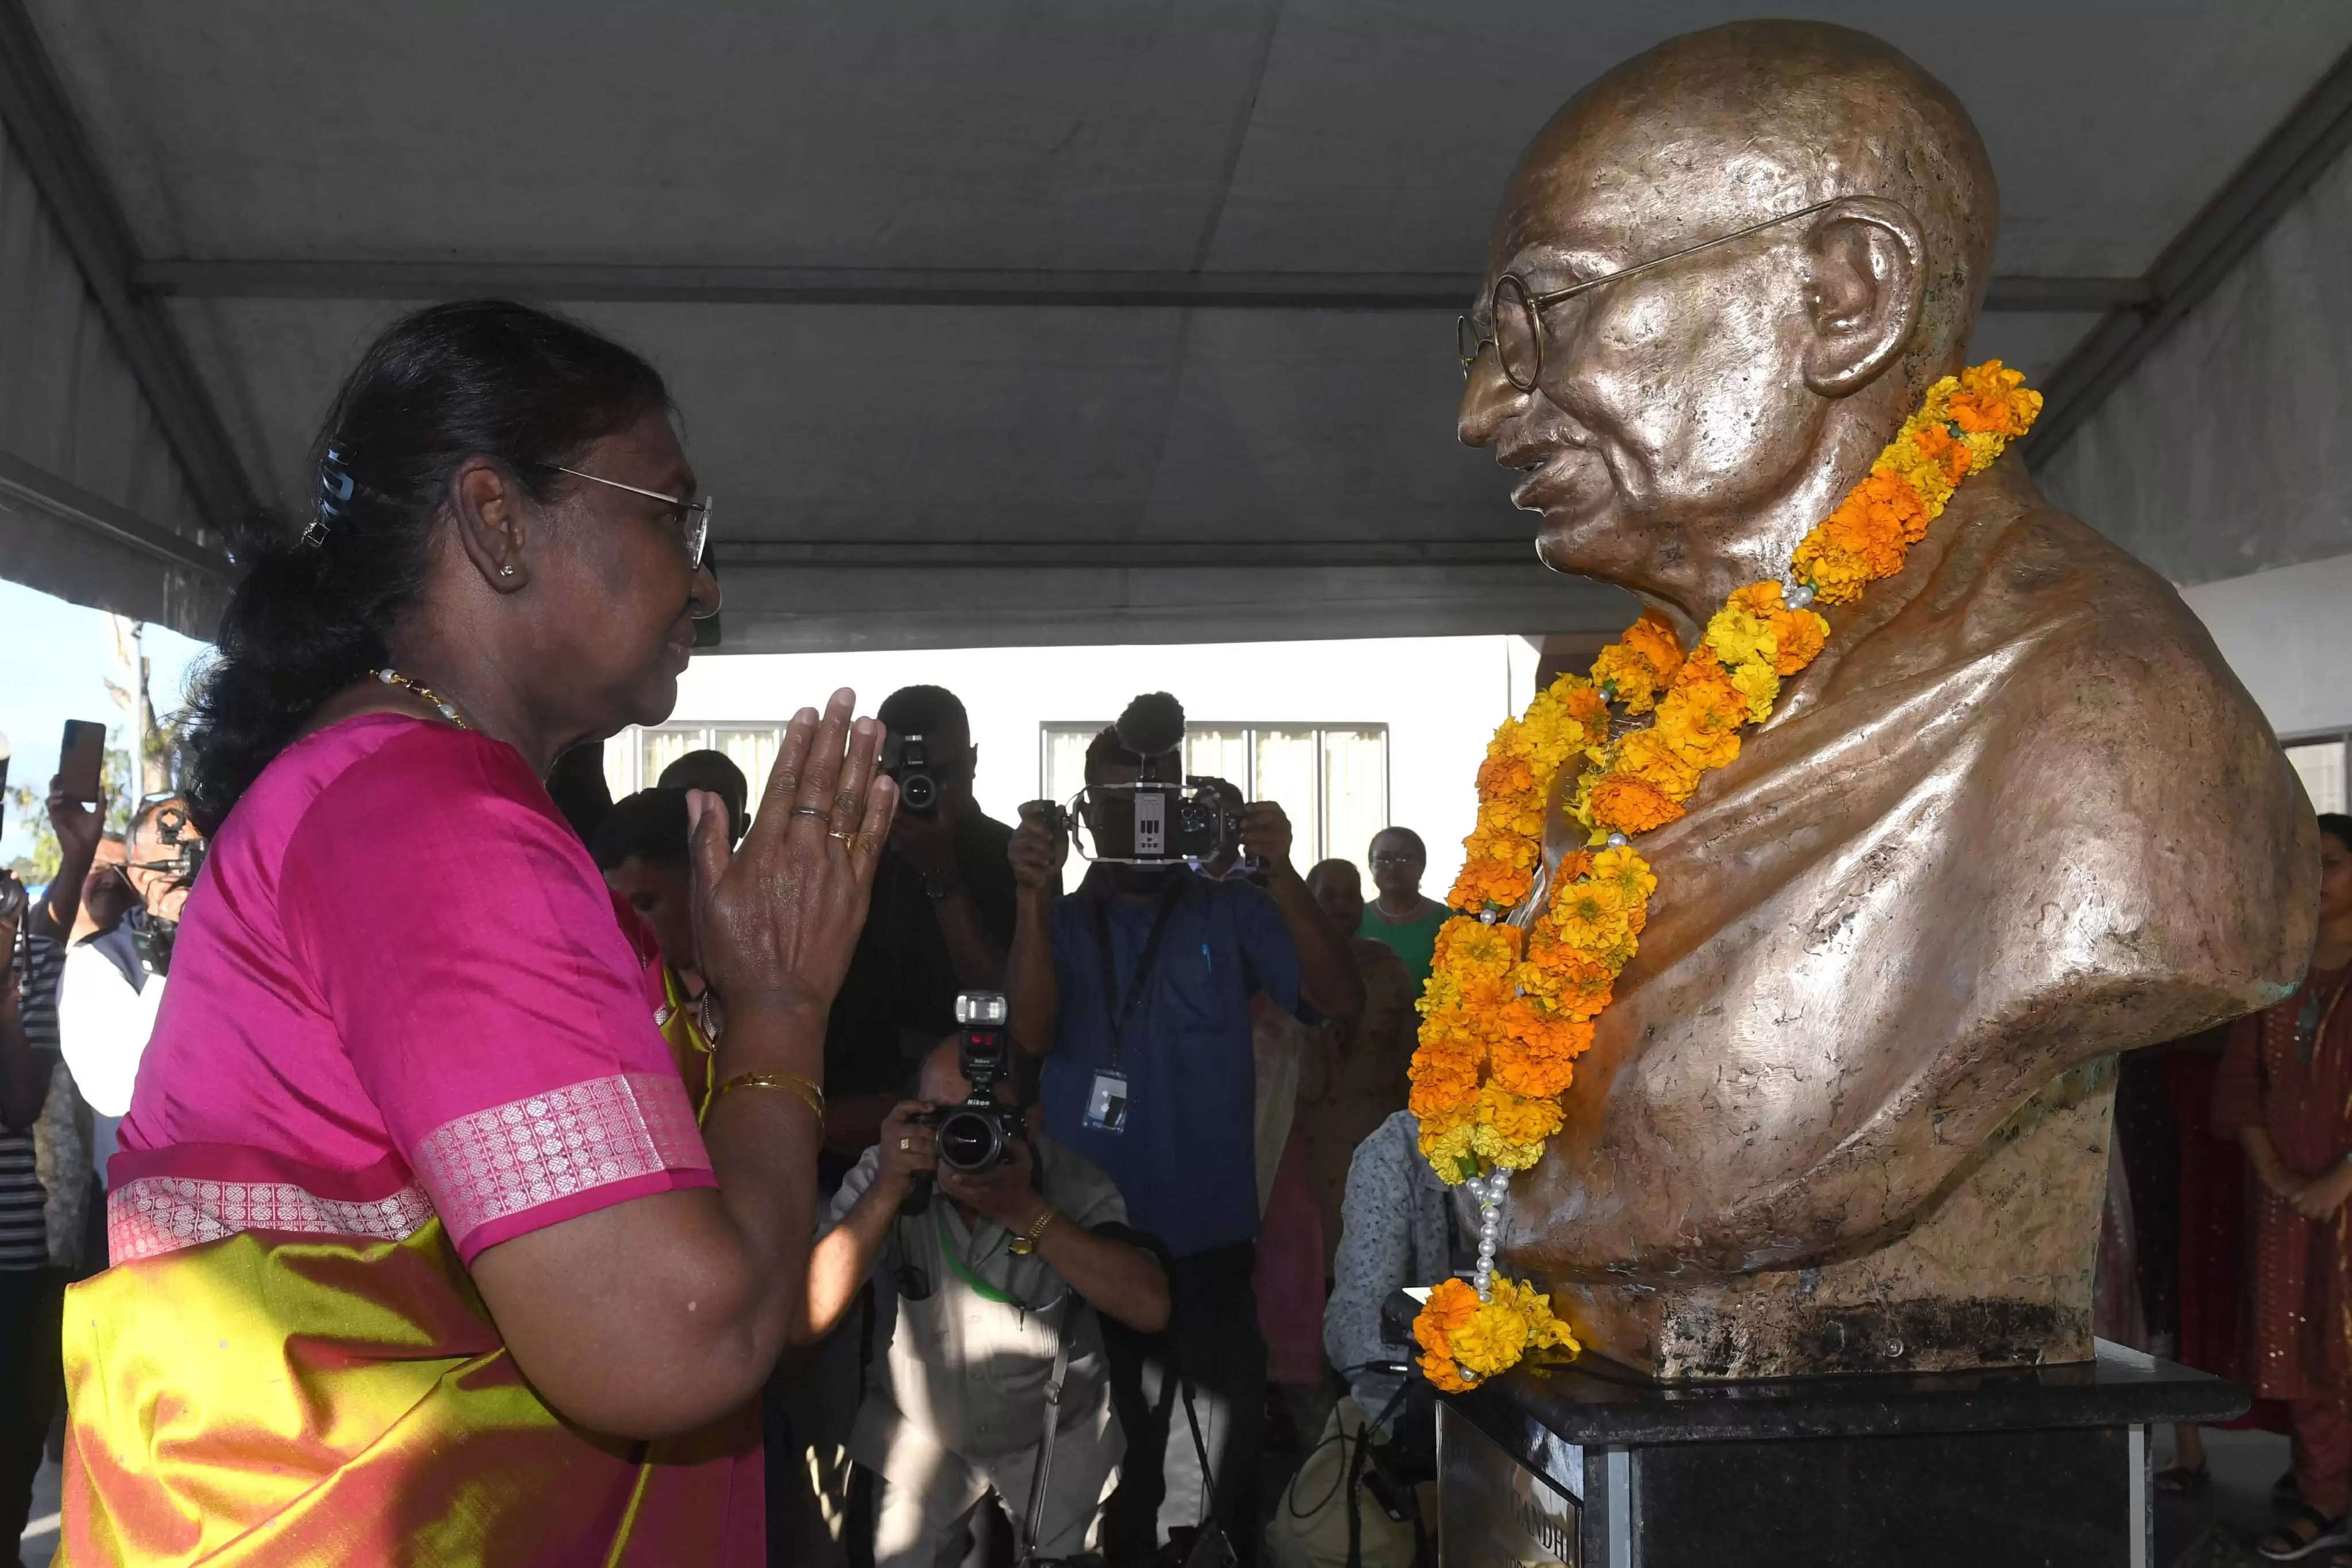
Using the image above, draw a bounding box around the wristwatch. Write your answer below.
[1009,1206,1059,1256]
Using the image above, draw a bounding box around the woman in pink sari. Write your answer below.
[57,300,898,1567]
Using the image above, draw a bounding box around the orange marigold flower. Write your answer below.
[1415,1276,1480,1347]
[1768,606,1829,674]
[1590,609,1685,714]
[1947,361,2041,439]
[1622,609,1684,675]
[1908,420,1974,485]
[1489,1009,1592,1099]
[1562,683,1611,730]
[1522,948,1614,1018]
[1857,470,1932,545]
[1589,772,1684,835]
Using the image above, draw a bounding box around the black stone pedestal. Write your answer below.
[1405,1295,2247,1567]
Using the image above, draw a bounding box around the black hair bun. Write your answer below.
[1113,692,1186,758]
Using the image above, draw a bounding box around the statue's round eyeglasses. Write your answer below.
[1457,198,1844,392]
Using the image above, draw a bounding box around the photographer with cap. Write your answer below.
[1007,693,1363,1565]
[57,792,206,1178]
[797,1026,1169,1567]
[823,684,1026,1171]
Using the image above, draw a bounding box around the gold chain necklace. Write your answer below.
[374,668,475,731]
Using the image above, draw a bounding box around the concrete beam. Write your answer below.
[0,448,234,581]
[133,258,2141,316]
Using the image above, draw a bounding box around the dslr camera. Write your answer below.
[881,731,942,818]
[128,797,206,979]
[1049,692,1247,867]
[911,991,1024,1174]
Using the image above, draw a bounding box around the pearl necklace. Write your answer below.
[374,668,474,731]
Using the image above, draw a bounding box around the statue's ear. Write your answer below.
[1798,197,1925,398]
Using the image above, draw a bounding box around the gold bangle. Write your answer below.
[1008,1206,1059,1256]
[711,1069,825,1120]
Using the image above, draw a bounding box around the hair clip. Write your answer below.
[304,444,357,547]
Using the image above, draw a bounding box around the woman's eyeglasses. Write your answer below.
[1457,197,1847,392]
[533,462,712,572]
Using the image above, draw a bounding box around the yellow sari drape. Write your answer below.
[57,1212,757,1567]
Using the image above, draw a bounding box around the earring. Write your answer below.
[500,564,516,578]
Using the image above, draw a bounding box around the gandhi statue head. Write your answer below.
[1458,22,1997,623]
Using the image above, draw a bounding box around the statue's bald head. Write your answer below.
[1503,22,1996,389]
[1459,23,2001,616]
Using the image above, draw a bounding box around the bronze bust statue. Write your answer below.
[1457,21,2316,1378]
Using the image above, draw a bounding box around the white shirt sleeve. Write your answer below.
[56,945,165,1118]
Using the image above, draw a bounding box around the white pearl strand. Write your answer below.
[1473,1170,1509,1300]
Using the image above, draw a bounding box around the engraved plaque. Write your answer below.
[1437,1403,1580,1566]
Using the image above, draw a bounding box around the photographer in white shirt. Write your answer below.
[58,795,203,1182]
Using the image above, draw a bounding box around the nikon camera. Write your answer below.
[910,991,1024,1174]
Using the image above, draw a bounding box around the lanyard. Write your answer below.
[1092,876,1187,1070]
[934,1202,1015,1304]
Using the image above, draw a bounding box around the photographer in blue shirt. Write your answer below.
[1007,694,1363,1565]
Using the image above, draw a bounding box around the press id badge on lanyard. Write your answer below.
[1084,1069,1130,1133]
[1085,877,1187,1136]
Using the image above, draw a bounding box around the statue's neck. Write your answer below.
[1624,396,1908,642]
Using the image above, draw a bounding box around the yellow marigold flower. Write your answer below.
[1472,1126,1550,1170]
[1615,729,1702,800]
[1703,603,1775,670]
[1656,710,1740,773]
[1418,1118,1476,1181]
[1730,657,1780,723]
[1550,878,1631,950]
[1590,846,1657,903]
[1450,1292,1533,1373]
[1436,918,1523,978]
[1476,1081,1565,1145]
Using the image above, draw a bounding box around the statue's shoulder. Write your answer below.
[1964,481,2267,754]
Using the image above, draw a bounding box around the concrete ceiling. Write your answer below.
[19,0,2352,650]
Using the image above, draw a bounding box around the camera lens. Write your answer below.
[935,1107,1005,1173]
[899,772,938,814]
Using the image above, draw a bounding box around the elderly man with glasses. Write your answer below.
[1448,19,2308,1381]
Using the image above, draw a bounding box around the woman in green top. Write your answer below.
[1357,827,1450,994]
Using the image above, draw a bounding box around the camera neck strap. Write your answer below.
[1092,875,1187,1071]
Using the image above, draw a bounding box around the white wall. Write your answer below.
[659,634,1539,895]
[2179,550,2352,742]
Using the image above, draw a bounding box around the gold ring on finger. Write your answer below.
[899,1136,912,1152]
[829,830,857,849]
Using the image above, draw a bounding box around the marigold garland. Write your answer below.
[1408,362,2041,1393]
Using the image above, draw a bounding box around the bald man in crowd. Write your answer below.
[1456,21,2309,1372]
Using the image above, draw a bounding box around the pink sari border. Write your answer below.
[409,1070,711,1256]
[110,1172,436,1264]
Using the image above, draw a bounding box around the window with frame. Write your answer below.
[1038,721,1391,873]
[603,723,787,803]
[2286,731,2350,816]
